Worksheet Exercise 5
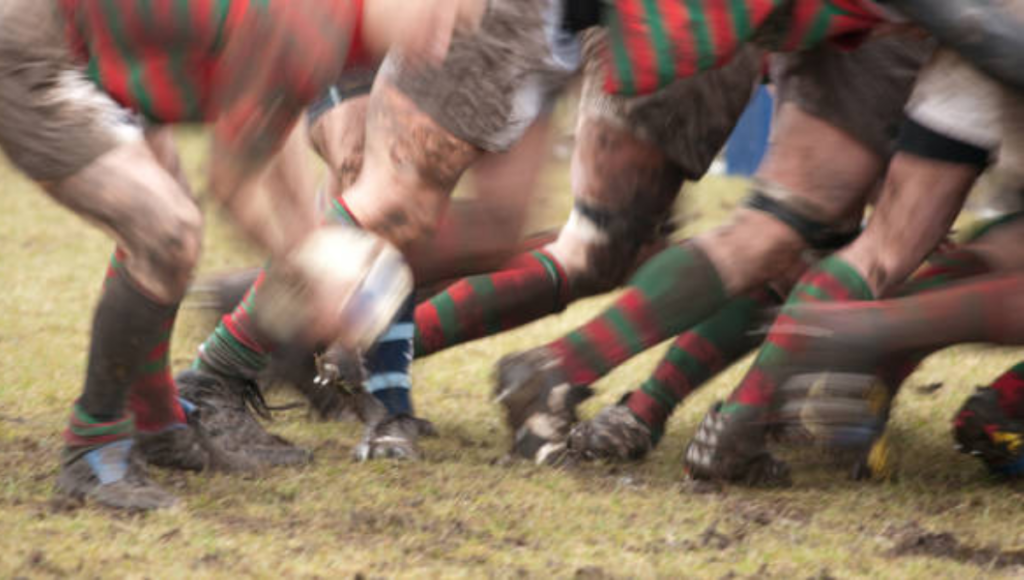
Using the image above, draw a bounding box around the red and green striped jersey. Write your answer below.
[59,0,364,157]
[604,0,892,95]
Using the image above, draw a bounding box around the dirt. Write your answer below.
[724,498,813,527]
[574,566,618,579]
[886,522,1024,569]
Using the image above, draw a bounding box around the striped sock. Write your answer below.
[547,243,728,388]
[414,250,571,356]
[194,269,274,379]
[722,256,873,416]
[816,274,1024,360]
[78,248,182,428]
[64,402,134,450]
[191,198,360,379]
[897,247,992,297]
[95,251,188,433]
[878,247,993,390]
[625,288,780,442]
[990,362,1024,419]
[365,298,415,416]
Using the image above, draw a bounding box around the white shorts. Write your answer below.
[906,48,1024,169]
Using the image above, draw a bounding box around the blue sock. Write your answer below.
[366,297,414,417]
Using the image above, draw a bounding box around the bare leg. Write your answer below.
[840,154,981,295]
[342,80,483,258]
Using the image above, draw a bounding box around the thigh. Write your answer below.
[772,35,934,159]
[760,36,934,224]
[579,30,761,182]
[0,0,142,183]
[380,0,579,154]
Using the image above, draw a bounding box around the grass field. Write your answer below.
[1,131,1022,579]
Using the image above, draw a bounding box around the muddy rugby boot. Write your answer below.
[135,424,209,472]
[353,414,439,461]
[683,402,791,487]
[56,439,177,511]
[494,348,593,465]
[135,398,254,472]
[954,387,1024,479]
[849,431,897,482]
[568,401,654,462]
[176,370,312,467]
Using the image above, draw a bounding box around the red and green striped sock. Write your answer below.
[990,362,1024,419]
[814,274,1024,360]
[129,313,186,432]
[739,272,1024,419]
[625,287,780,442]
[413,250,571,356]
[194,269,274,379]
[547,242,727,387]
[98,251,187,433]
[64,402,134,450]
[877,247,993,390]
[722,256,873,416]
[191,199,360,379]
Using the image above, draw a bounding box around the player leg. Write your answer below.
[699,49,1008,487]
[0,0,220,509]
[499,37,928,465]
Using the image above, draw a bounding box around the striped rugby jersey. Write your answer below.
[59,0,365,158]
[604,0,894,95]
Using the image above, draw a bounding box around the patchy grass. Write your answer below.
[1,131,1022,579]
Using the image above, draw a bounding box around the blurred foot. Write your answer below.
[135,424,210,472]
[353,414,438,461]
[850,431,898,482]
[56,440,177,512]
[954,387,1024,479]
[568,402,653,462]
[683,402,791,487]
[494,347,593,465]
[177,370,313,468]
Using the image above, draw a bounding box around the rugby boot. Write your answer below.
[953,387,1024,479]
[135,399,253,472]
[353,414,439,461]
[56,439,177,511]
[683,402,791,487]
[850,430,898,482]
[135,425,209,472]
[176,369,312,467]
[567,399,654,462]
[494,347,593,465]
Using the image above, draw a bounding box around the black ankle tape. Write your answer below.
[573,200,674,246]
[744,192,859,251]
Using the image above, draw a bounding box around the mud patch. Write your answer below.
[574,565,617,579]
[723,498,812,527]
[886,523,1024,569]
[914,382,944,395]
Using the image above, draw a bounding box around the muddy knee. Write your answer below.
[131,202,203,297]
[342,81,482,251]
[47,143,204,302]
